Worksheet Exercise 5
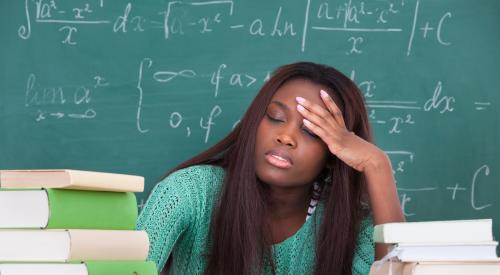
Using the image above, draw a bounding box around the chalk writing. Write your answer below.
[446,183,466,200]
[24,73,99,122]
[136,58,152,133]
[423,81,455,114]
[210,64,267,97]
[471,165,492,210]
[474,102,491,111]
[200,105,222,143]
[17,0,452,54]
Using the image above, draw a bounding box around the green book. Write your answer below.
[86,261,158,275]
[0,261,158,275]
[0,189,138,229]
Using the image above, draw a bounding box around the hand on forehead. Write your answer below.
[273,79,330,108]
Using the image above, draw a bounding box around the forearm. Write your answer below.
[364,152,405,225]
[363,152,405,259]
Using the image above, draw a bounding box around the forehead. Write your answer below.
[271,78,327,107]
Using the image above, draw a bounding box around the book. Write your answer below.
[391,241,498,261]
[370,260,500,275]
[0,169,144,192]
[0,229,149,262]
[0,261,157,275]
[0,189,138,229]
[373,219,493,243]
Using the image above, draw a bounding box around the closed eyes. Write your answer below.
[302,127,319,139]
[266,114,284,123]
[267,114,319,140]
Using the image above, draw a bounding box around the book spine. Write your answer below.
[47,189,137,230]
[68,230,149,261]
[85,261,157,275]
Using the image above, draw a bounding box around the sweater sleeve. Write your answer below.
[352,216,375,275]
[136,167,201,272]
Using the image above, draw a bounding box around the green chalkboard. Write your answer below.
[1,0,500,248]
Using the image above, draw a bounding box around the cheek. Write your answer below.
[254,120,269,158]
[255,120,270,145]
[295,143,328,177]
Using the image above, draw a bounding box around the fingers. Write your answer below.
[295,91,346,130]
[302,118,328,141]
[296,96,331,121]
[296,93,349,157]
[296,103,333,131]
[302,118,343,156]
[319,90,346,128]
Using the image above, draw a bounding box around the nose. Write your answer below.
[276,131,297,148]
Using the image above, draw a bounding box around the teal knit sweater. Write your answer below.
[136,165,374,274]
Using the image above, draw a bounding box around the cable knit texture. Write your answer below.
[136,165,374,274]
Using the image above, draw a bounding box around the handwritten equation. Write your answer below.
[24,60,492,138]
[24,73,108,121]
[20,0,451,55]
[398,164,493,216]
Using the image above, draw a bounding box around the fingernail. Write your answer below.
[296,97,305,104]
[297,104,305,112]
[303,119,311,125]
[320,90,329,98]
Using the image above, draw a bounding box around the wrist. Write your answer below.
[363,151,391,174]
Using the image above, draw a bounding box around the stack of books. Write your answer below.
[369,219,500,275]
[0,169,157,275]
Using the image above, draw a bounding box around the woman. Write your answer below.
[136,62,404,275]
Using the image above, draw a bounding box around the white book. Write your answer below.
[0,229,149,262]
[0,261,157,275]
[393,241,498,261]
[370,260,500,275]
[0,190,49,228]
[373,219,493,243]
[0,264,87,275]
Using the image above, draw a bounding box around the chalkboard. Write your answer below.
[2,0,499,248]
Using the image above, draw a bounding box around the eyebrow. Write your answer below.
[269,100,289,111]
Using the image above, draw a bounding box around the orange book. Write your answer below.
[0,169,144,192]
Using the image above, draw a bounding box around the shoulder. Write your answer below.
[140,165,225,224]
[167,164,225,178]
[152,165,226,209]
[158,164,225,189]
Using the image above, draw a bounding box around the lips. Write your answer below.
[265,149,293,169]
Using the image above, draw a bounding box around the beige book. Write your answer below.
[370,260,500,275]
[0,169,144,192]
[0,229,149,262]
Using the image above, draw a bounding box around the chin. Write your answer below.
[257,167,285,184]
[256,166,303,188]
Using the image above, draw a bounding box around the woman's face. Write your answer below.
[255,79,330,188]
